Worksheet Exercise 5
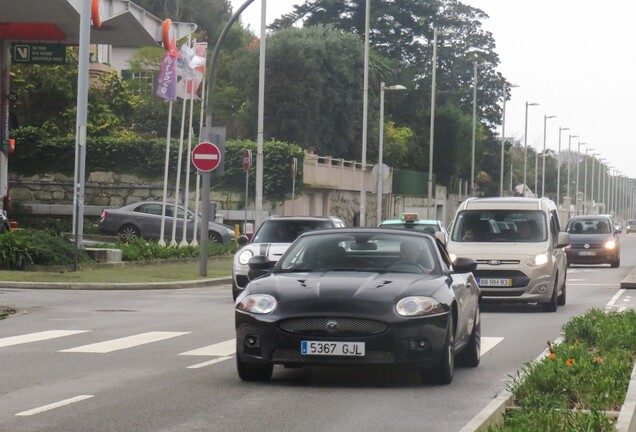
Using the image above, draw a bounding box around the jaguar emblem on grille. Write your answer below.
[326,321,338,332]
[488,260,501,265]
[584,244,590,249]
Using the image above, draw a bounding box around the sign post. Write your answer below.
[243,149,252,233]
[291,157,298,203]
[192,141,221,277]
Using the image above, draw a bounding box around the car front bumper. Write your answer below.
[566,248,619,265]
[236,312,450,369]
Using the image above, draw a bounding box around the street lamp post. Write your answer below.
[541,114,556,197]
[470,61,490,196]
[427,27,438,218]
[556,126,569,205]
[500,82,518,197]
[590,153,598,214]
[597,158,606,212]
[566,134,578,219]
[523,102,539,194]
[575,142,587,214]
[359,0,371,227]
[377,82,406,224]
[583,147,594,214]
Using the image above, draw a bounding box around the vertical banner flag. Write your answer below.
[156,50,179,101]
[175,42,208,99]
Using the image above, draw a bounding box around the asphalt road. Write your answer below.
[1,234,635,432]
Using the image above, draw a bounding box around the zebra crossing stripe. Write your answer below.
[179,339,236,356]
[0,330,90,348]
[59,331,190,353]
[481,336,504,355]
[16,395,94,416]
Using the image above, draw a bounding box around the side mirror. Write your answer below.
[452,257,477,274]
[247,255,274,280]
[557,231,570,248]
[237,235,249,246]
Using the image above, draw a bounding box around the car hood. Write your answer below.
[245,271,447,313]
[568,233,615,244]
[243,243,292,262]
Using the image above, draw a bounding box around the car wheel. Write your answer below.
[543,275,559,312]
[426,314,455,384]
[557,271,567,306]
[208,231,223,244]
[457,305,480,368]
[611,259,620,268]
[236,353,273,382]
[118,224,140,243]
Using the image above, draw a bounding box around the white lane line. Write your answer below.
[187,355,234,369]
[16,395,94,416]
[481,336,504,356]
[569,283,621,287]
[59,331,190,353]
[607,289,626,308]
[619,306,628,313]
[179,339,236,356]
[0,330,90,349]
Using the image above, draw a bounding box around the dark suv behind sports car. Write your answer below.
[565,215,620,268]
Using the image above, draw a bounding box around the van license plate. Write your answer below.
[579,251,596,256]
[301,341,365,356]
[478,278,512,287]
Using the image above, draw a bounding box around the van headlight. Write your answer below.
[237,249,254,265]
[604,240,617,249]
[527,252,549,267]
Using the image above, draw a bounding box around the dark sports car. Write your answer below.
[235,228,480,385]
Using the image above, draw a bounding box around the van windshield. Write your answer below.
[451,210,547,243]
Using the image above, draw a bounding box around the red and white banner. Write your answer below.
[175,42,208,100]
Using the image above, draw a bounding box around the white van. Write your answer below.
[447,197,570,312]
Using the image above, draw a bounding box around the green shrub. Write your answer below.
[0,229,90,268]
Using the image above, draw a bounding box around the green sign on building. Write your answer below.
[11,43,66,65]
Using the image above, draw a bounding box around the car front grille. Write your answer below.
[569,243,604,249]
[271,349,395,364]
[278,317,388,336]
[235,275,249,288]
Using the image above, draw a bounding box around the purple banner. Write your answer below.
[156,51,178,101]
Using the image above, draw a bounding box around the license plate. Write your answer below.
[301,341,365,356]
[478,278,512,287]
[579,251,596,256]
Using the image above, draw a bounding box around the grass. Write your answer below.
[488,309,636,431]
[0,257,233,283]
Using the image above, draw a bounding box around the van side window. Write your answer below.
[549,210,559,248]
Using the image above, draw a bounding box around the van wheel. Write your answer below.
[557,272,566,306]
[611,259,620,268]
[543,275,559,312]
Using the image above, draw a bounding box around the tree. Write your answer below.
[229,25,376,160]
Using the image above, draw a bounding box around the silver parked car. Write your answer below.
[98,200,235,243]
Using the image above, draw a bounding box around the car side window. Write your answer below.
[136,204,162,216]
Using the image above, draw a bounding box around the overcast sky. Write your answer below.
[229,0,636,179]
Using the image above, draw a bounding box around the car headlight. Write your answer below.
[236,294,277,314]
[237,249,253,265]
[527,252,549,267]
[604,240,617,249]
[449,253,457,263]
[396,296,445,317]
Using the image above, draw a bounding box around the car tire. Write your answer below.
[236,353,273,382]
[426,314,455,385]
[208,231,223,244]
[557,272,567,306]
[611,259,620,268]
[118,224,140,243]
[456,305,480,368]
[542,275,559,312]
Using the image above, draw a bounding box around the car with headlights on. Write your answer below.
[626,220,636,234]
[98,200,235,244]
[235,228,480,385]
[565,215,621,267]
[232,216,345,299]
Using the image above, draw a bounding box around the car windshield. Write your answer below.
[252,220,334,243]
[451,210,547,243]
[566,219,612,234]
[276,232,441,275]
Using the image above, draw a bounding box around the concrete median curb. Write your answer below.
[0,276,232,290]
[621,265,636,289]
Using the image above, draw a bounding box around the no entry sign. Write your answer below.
[242,149,252,172]
[192,142,221,172]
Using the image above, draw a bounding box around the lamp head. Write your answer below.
[387,84,407,91]
[526,102,539,107]
[545,115,556,119]
[560,127,570,132]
